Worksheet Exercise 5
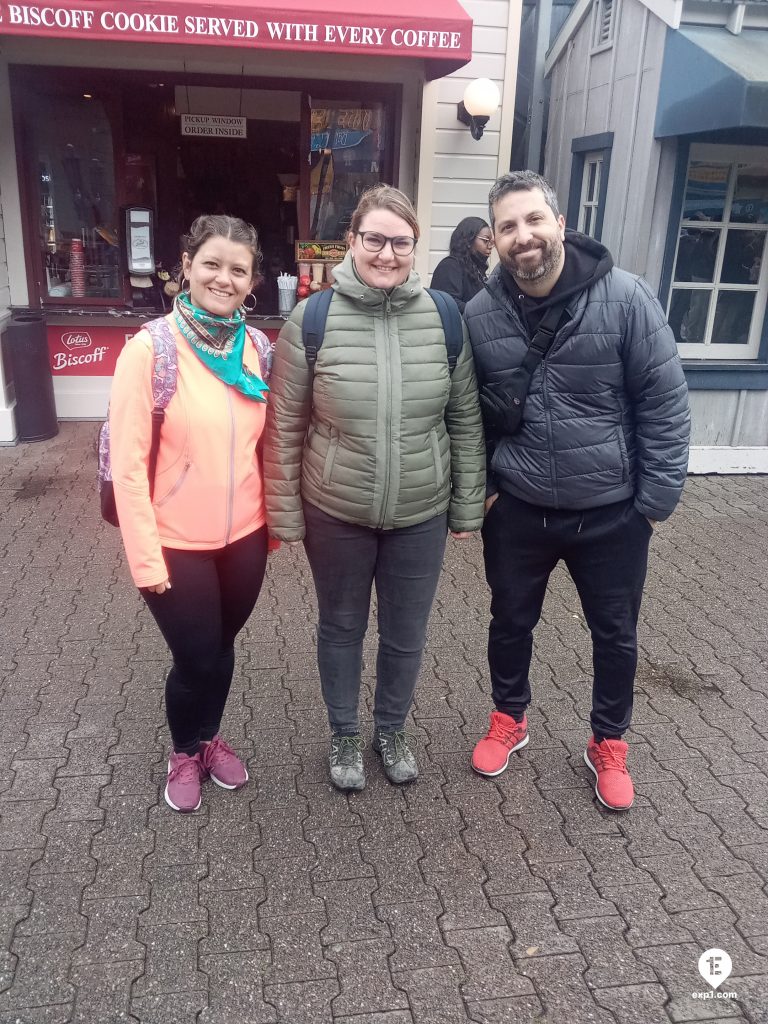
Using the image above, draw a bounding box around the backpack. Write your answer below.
[98,317,178,527]
[301,286,464,374]
[98,318,273,527]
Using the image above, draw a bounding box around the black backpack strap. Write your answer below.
[301,288,334,372]
[519,300,570,376]
[427,288,463,375]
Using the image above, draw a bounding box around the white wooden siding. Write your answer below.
[427,0,520,274]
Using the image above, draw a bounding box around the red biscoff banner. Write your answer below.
[0,1,472,76]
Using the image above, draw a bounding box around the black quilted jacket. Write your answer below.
[464,235,690,521]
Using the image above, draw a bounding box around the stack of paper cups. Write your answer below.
[69,239,86,298]
[277,274,298,316]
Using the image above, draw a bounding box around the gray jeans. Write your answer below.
[302,501,448,735]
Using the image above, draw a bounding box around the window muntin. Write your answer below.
[668,145,768,360]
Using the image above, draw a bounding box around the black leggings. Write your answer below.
[142,527,268,755]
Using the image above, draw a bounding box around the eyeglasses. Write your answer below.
[357,231,417,256]
[475,234,494,247]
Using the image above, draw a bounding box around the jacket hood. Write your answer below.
[331,249,422,310]
[488,229,614,315]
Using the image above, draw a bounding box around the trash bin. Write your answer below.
[6,310,58,442]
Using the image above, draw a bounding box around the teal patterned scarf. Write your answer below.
[173,293,268,402]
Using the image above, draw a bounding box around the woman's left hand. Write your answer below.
[450,531,473,540]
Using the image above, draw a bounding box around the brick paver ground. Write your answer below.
[1,421,767,1023]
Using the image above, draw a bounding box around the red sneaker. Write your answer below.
[165,751,204,813]
[201,736,249,790]
[584,737,634,810]
[472,711,529,777]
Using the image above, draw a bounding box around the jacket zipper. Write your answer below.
[323,427,339,486]
[541,354,558,506]
[224,387,235,545]
[378,297,393,528]
[154,460,191,506]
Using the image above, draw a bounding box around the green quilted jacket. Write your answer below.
[263,252,485,539]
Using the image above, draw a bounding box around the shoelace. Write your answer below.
[592,740,628,771]
[488,713,524,744]
[169,755,201,784]
[332,735,363,766]
[204,736,237,769]
[379,731,415,763]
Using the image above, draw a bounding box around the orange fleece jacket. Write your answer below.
[109,315,268,588]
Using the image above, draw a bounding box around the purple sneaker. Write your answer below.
[201,736,249,790]
[165,751,204,812]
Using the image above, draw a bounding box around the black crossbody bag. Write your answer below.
[479,301,569,436]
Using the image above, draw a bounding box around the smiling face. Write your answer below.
[492,187,566,294]
[182,235,255,317]
[348,209,415,290]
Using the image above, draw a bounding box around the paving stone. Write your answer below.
[307,827,375,882]
[262,979,339,1024]
[132,922,207,997]
[130,990,209,1024]
[517,953,616,1024]
[0,801,54,850]
[445,927,534,1001]
[200,888,269,955]
[139,862,207,926]
[391,966,468,1024]
[261,910,336,985]
[561,915,658,988]
[377,901,459,973]
[0,933,80,1009]
[314,878,391,945]
[492,892,580,958]
[465,995,546,1023]
[324,939,408,1016]
[0,851,43,905]
[15,870,91,941]
[705,872,768,939]
[198,952,275,1024]
[592,982,675,1024]
[69,960,143,1023]
[74,896,148,965]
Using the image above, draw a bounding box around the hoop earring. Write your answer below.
[182,278,191,293]
[241,293,257,313]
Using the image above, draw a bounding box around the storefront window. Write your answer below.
[668,145,768,360]
[28,91,120,301]
[308,101,388,240]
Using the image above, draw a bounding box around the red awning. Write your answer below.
[0,0,473,78]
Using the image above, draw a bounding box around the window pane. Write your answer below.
[31,92,120,299]
[587,161,598,202]
[721,230,765,285]
[582,206,593,236]
[712,291,755,346]
[683,162,729,222]
[308,102,388,240]
[668,288,710,344]
[673,228,719,283]
[731,163,768,224]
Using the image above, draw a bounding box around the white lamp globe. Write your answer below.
[462,78,501,119]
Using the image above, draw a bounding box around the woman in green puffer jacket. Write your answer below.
[264,185,485,792]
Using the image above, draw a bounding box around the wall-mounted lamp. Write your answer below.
[457,78,501,141]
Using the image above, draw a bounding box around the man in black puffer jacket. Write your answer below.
[465,171,690,811]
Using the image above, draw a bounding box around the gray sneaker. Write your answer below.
[373,729,418,784]
[329,734,365,791]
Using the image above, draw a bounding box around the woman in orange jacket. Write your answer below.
[109,214,272,813]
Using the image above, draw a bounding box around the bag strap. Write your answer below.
[426,288,463,375]
[519,301,570,376]
[143,317,179,501]
[301,288,334,371]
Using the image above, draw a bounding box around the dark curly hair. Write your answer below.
[448,216,490,290]
[178,214,263,286]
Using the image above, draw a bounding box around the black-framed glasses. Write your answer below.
[475,233,494,247]
[358,231,416,256]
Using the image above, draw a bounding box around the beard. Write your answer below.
[502,234,563,282]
